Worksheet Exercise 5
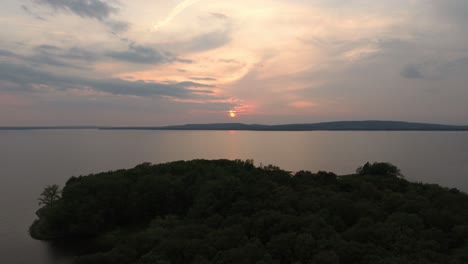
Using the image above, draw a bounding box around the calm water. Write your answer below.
[1,130,468,263]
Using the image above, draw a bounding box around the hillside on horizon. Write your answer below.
[2,120,468,131]
[101,120,468,131]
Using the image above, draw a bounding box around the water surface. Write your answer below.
[1,130,468,263]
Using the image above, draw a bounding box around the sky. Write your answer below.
[1,0,468,126]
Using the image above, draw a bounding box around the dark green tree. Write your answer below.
[38,184,61,206]
[356,162,402,177]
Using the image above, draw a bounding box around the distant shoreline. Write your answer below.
[2,120,468,131]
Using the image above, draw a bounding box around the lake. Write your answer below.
[1,130,468,263]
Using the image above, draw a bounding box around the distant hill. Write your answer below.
[2,121,467,131]
[0,126,97,130]
[101,121,468,131]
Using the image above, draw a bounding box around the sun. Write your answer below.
[229,110,237,118]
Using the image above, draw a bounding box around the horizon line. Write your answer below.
[1,120,468,131]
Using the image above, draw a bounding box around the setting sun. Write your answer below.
[229,110,237,118]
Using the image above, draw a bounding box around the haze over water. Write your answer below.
[1,130,468,263]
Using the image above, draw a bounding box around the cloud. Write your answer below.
[35,45,96,62]
[160,13,232,54]
[0,49,16,57]
[21,4,46,21]
[377,36,468,81]
[185,29,231,52]
[153,0,202,31]
[58,47,97,62]
[27,0,129,33]
[210,12,228,20]
[0,46,97,69]
[105,19,130,34]
[36,44,61,51]
[401,64,423,79]
[437,58,468,78]
[189,77,217,81]
[107,43,191,65]
[432,0,468,26]
[2,42,190,70]
[31,0,118,20]
[0,61,213,98]
[187,12,231,52]
[0,48,80,69]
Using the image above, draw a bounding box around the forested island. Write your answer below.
[30,160,468,263]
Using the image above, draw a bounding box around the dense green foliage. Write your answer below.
[30,160,468,263]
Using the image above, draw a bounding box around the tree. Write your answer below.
[38,184,61,206]
[356,162,402,177]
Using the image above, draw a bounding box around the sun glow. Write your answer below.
[229,110,237,118]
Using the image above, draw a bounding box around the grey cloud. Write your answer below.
[0,62,213,98]
[3,41,190,70]
[437,58,468,77]
[89,80,212,97]
[176,57,193,64]
[62,47,97,61]
[175,82,213,91]
[21,5,46,21]
[36,44,61,51]
[108,43,191,65]
[35,45,97,62]
[189,77,217,81]
[0,46,96,69]
[29,53,82,68]
[377,38,468,80]
[420,1,468,36]
[28,0,129,33]
[401,65,423,79]
[105,19,130,33]
[191,13,231,52]
[31,0,118,20]
[0,49,16,57]
[0,48,79,68]
[433,0,468,25]
[0,62,58,88]
[187,30,231,52]
[219,59,241,64]
[108,44,168,64]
